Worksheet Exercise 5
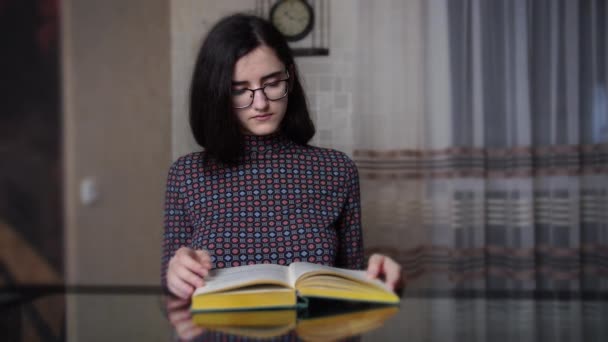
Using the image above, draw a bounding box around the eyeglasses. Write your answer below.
[231,70,290,109]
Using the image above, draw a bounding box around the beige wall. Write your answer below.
[62,0,171,286]
[62,0,173,339]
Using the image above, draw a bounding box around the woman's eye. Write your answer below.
[232,89,247,95]
[265,81,280,88]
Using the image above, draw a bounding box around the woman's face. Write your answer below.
[232,45,289,136]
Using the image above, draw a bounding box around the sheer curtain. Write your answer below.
[353,0,608,291]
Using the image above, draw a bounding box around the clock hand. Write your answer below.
[282,10,295,21]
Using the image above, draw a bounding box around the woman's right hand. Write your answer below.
[167,247,212,299]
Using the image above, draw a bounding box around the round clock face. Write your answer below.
[270,0,314,42]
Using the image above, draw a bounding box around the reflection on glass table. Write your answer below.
[166,296,399,341]
[2,287,608,341]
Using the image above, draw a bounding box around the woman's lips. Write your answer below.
[252,113,273,121]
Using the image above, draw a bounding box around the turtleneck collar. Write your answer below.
[242,132,294,156]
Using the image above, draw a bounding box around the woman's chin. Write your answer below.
[244,123,280,136]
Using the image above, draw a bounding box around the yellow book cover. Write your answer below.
[191,262,400,312]
[191,310,297,339]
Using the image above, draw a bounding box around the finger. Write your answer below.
[168,285,189,300]
[175,246,194,258]
[165,297,190,311]
[178,254,210,279]
[168,277,195,299]
[194,249,211,262]
[383,258,403,291]
[180,325,205,340]
[366,254,384,278]
[175,265,206,288]
[176,322,205,340]
[174,321,195,338]
[168,307,192,325]
[172,247,210,276]
[194,250,213,268]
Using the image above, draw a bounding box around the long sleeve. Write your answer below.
[334,158,365,270]
[161,159,193,288]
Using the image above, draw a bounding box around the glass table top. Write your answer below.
[2,286,608,341]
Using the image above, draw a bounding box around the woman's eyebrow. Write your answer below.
[232,70,285,85]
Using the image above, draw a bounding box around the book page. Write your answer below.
[194,264,291,296]
[288,262,391,292]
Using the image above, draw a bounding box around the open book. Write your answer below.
[191,262,400,312]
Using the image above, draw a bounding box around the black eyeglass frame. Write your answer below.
[231,70,291,109]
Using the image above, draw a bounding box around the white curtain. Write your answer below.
[353,0,608,291]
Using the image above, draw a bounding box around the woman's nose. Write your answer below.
[252,88,269,110]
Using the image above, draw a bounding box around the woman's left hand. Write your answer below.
[366,253,404,292]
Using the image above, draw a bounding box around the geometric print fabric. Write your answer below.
[161,134,364,286]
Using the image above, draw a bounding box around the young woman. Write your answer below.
[162,14,402,299]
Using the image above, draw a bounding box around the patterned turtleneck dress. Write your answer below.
[161,134,364,286]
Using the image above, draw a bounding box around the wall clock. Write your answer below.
[270,0,315,42]
[254,0,329,56]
